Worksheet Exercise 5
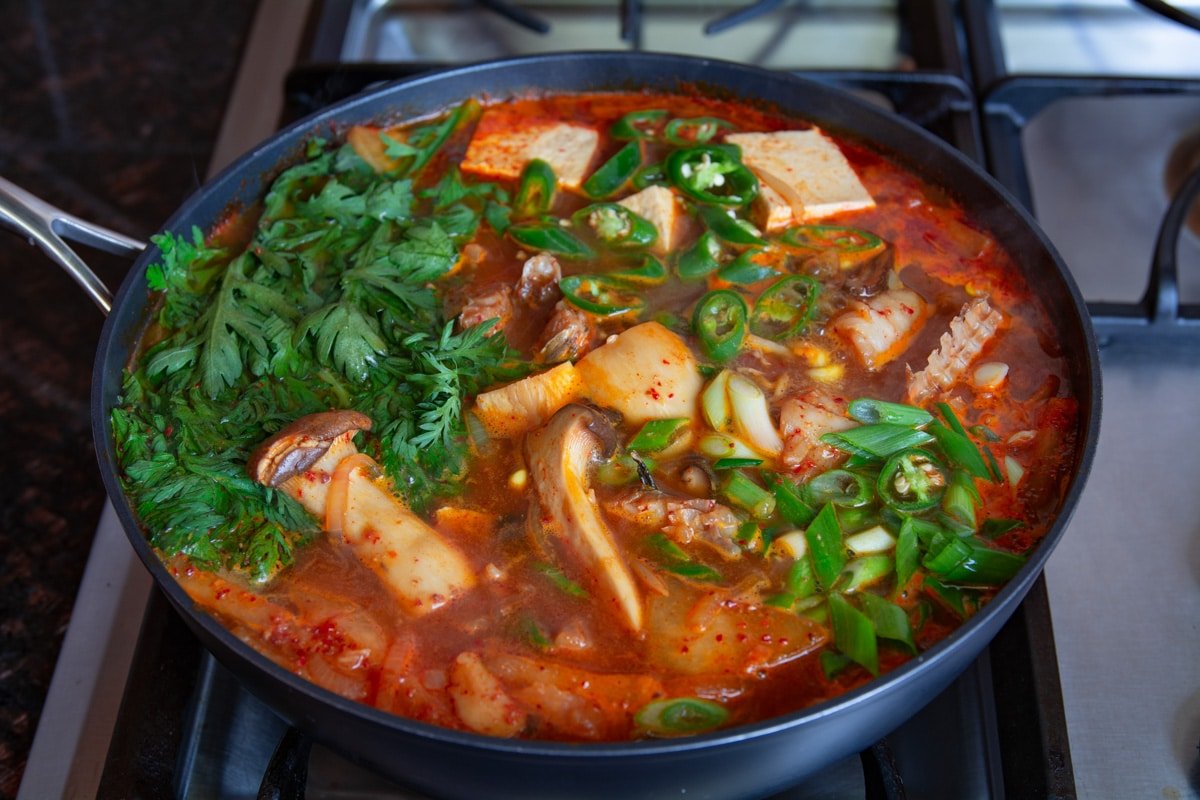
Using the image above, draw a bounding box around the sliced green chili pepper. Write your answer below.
[877,448,948,512]
[533,562,588,598]
[750,275,820,340]
[635,698,729,736]
[559,274,644,317]
[508,220,594,260]
[676,231,723,280]
[611,109,668,140]
[514,158,556,219]
[628,418,690,453]
[666,145,758,207]
[632,162,668,190]
[664,116,734,146]
[716,250,780,285]
[783,224,885,267]
[572,202,658,249]
[596,453,656,486]
[699,206,766,246]
[692,289,748,362]
[610,254,668,286]
[805,469,874,508]
[583,141,642,199]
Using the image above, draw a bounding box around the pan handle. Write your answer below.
[0,175,146,317]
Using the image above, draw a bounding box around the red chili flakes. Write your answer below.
[214,587,230,601]
[647,387,662,400]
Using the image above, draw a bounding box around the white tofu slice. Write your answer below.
[617,185,681,254]
[750,180,795,233]
[726,128,875,224]
[461,110,600,189]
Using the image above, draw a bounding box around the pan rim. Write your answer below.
[90,50,1101,761]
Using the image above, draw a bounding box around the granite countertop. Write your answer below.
[0,3,257,794]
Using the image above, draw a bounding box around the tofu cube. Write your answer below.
[461,109,600,189]
[726,128,875,227]
[618,185,681,254]
[750,180,795,233]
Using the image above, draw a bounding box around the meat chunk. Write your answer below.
[831,281,926,369]
[536,300,598,364]
[458,285,514,335]
[725,128,875,227]
[780,392,855,478]
[461,111,600,189]
[906,297,1004,404]
[516,253,562,307]
[617,185,681,254]
[609,489,742,560]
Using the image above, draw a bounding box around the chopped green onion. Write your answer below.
[894,518,920,589]
[820,650,854,680]
[665,562,723,582]
[822,424,934,459]
[845,525,896,555]
[720,471,776,520]
[635,697,729,736]
[1005,455,1025,486]
[970,424,1001,442]
[533,562,588,598]
[517,616,551,649]
[927,421,993,481]
[804,469,873,508]
[848,398,933,427]
[697,432,760,461]
[628,418,690,453]
[804,503,846,590]
[858,592,916,654]
[937,540,1026,585]
[980,518,1023,539]
[923,576,972,619]
[646,532,689,562]
[595,453,656,486]
[833,555,893,594]
[773,478,817,528]
[829,593,879,675]
[942,470,978,529]
[713,457,763,470]
[784,556,817,600]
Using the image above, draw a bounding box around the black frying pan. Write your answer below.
[0,53,1100,800]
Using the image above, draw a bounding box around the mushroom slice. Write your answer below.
[248,411,475,615]
[525,405,644,633]
[247,410,372,516]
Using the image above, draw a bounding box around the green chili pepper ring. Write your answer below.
[692,289,748,362]
[667,145,759,207]
[878,448,949,511]
[750,275,821,340]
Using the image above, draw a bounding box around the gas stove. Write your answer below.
[19,2,1200,798]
